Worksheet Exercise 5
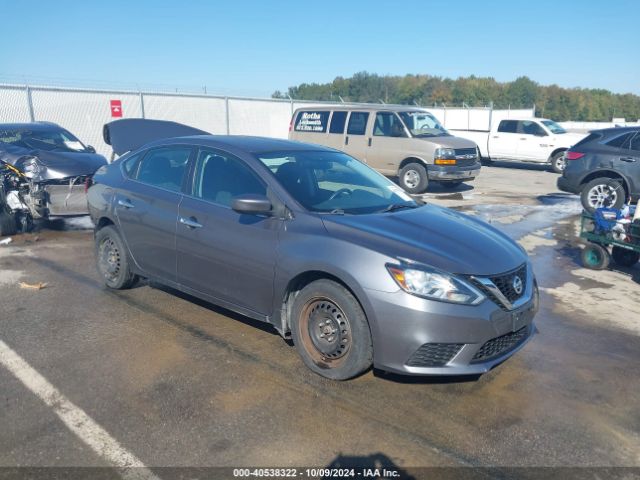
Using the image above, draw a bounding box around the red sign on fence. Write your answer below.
[110,100,123,118]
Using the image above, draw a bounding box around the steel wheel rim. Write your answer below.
[98,237,120,282]
[587,184,618,209]
[585,248,601,266]
[555,155,566,171]
[299,297,352,367]
[403,170,420,189]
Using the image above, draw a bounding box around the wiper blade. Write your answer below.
[380,203,418,213]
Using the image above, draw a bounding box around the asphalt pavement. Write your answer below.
[0,163,639,479]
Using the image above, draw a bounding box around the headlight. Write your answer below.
[386,263,485,305]
[434,148,456,165]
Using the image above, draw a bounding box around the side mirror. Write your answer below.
[86,145,97,153]
[231,194,272,215]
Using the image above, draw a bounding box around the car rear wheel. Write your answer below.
[581,243,610,270]
[291,279,373,380]
[611,246,640,267]
[580,178,625,213]
[95,225,138,289]
[550,151,567,174]
[399,162,428,194]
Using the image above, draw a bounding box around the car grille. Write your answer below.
[406,343,463,367]
[471,326,529,363]
[471,264,527,311]
[454,148,479,167]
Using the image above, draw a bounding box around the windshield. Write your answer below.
[0,128,88,152]
[541,120,567,134]
[257,150,418,215]
[399,111,450,137]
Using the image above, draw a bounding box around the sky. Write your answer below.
[2,0,639,97]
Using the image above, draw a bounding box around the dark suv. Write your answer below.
[557,127,640,211]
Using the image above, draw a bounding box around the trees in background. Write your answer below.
[273,72,640,121]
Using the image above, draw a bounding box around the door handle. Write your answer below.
[620,157,636,162]
[520,138,527,140]
[117,199,134,209]
[345,136,349,145]
[492,136,500,139]
[179,216,203,229]
[368,137,372,147]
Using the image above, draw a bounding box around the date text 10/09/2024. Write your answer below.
[233,468,401,478]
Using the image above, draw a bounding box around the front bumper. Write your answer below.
[364,275,538,376]
[428,163,480,181]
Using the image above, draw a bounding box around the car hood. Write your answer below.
[0,144,107,181]
[321,204,526,276]
[419,135,478,150]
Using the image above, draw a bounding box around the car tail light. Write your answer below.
[566,151,585,160]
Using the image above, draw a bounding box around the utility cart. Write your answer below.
[580,209,640,270]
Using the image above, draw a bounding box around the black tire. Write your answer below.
[480,157,494,166]
[290,279,373,380]
[399,162,429,194]
[580,178,625,213]
[440,181,462,189]
[611,246,640,267]
[95,225,138,289]
[0,212,17,237]
[581,243,610,270]
[549,151,567,174]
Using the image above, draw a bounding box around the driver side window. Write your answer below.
[373,112,406,137]
[518,121,546,136]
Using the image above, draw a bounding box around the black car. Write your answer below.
[0,122,107,234]
[557,127,640,212]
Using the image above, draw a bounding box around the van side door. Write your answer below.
[343,111,371,163]
[365,111,408,174]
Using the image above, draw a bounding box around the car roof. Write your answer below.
[592,126,640,135]
[0,122,62,131]
[293,104,432,114]
[149,135,333,154]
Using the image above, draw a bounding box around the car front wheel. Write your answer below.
[399,162,428,194]
[291,279,373,380]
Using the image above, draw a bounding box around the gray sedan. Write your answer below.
[88,122,538,380]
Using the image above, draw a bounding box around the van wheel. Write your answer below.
[399,162,428,194]
[580,178,625,213]
[95,225,138,289]
[291,279,373,380]
[0,212,17,237]
[550,151,567,174]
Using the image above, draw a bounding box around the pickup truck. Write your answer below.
[451,118,586,173]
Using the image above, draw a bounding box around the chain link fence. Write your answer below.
[0,83,534,157]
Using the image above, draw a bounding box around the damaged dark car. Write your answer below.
[0,122,107,235]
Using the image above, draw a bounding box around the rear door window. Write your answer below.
[347,112,370,135]
[630,134,640,152]
[606,132,634,149]
[497,120,517,133]
[329,111,348,134]
[134,146,192,192]
[294,111,330,133]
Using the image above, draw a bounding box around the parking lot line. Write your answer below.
[0,339,159,480]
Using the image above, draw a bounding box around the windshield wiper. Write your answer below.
[380,203,418,213]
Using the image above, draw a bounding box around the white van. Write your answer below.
[289,105,481,194]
